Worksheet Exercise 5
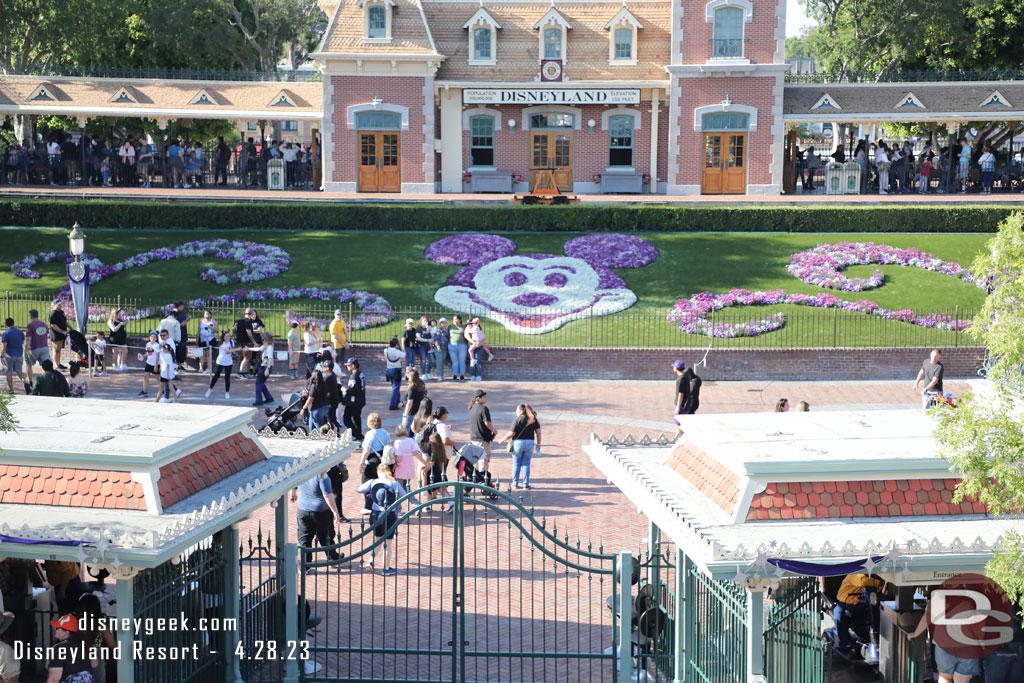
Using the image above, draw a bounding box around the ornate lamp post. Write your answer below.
[66,222,90,333]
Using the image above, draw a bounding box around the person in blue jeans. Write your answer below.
[415,315,434,380]
[253,333,275,406]
[448,315,468,381]
[498,403,541,489]
[383,337,405,410]
[300,358,335,432]
[982,609,1024,683]
[401,318,418,367]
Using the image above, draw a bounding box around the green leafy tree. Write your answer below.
[208,0,328,77]
[934,212,1024,604]
[0,392,17,436]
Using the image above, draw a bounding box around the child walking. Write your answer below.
[156,342,178,403]
[91,331,108,376]
[253,332,275,406]
[207,330,236,399]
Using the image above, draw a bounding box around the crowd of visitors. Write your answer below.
[793,138,1021,195]
[3,133,318,190]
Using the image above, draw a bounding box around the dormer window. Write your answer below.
[368,6,386,37]
[533,8,570,63]
[464,8,500,66]
[605,7,641,65]
[361,0,395,42]
[543,28,562,59]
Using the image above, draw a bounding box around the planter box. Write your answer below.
[469,172,514,193]
[601,173,644,194]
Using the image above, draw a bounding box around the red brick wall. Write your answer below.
[680,0,781,65]
[345,344,985,381]
[330,75,428,184]
[460,101,662,185]
[672,75,776,186]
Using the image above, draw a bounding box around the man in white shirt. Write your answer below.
[46,139,61,185]
[281,142,298,187]
[158,310,181,347]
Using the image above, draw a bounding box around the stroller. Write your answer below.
[264,392,308,435]
[66,328,93,370]
[452,443,500,499]
[925,391,957,409]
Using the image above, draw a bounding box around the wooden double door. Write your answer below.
[530,131,573,192]
[701,132,747,194]
[358,131,401,192]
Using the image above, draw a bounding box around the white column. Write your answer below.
[649,89,661,193]
[440,88,464,193]
[116,573,135,683]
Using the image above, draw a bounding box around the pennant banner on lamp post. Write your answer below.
[67,261,90,334]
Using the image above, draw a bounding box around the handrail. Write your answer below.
[787,69,1024,84]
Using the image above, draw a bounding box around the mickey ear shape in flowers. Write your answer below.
[426,233,658,334]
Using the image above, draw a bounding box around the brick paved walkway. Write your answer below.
[6,368,961,681]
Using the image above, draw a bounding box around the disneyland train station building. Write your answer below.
[314,0,787,195]
[5,0,1024,196]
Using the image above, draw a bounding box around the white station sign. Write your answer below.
[463,88,641,105]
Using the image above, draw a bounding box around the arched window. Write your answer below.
[470,116,495,167]
[614,28,633,60]
[474,27,492,61]
[367,5,387,38]
[609,115,634,167]
[543,27,562,60]
[713,6,744,58]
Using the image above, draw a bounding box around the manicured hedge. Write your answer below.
[0,199,1013,232]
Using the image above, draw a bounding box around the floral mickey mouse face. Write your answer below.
[425,234,658,334]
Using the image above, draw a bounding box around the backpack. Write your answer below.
[417,422,437,455]
[370,480,398,510]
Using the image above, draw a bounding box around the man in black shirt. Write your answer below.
[234,308,260,377]
[401,318,418,367]
[913,348,944,409]
[49,302,69,370]
[173,301,190,368]
[672,360,690,415]
[342,358,366,440]
[469,389,495,473]
[215,136,231,185]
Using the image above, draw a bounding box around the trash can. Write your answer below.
[825,162,844,194]
[842,161,862,194]
[267,158,286,191]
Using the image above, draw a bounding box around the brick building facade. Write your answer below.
[313,0,787,195]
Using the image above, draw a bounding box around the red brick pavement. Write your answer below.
[6,366,966,680]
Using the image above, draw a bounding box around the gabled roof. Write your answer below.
[810,92,840,110]
[424,2,671,82]
[604,6,642,29]
[463,6,501,29]
[895,91,925,109]
[316,0,443,56]
[533,6,570,29]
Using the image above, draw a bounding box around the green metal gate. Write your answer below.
[763,578,830,683]
[239,523,287,682]
[685,561,748,683]
[298,480,626,682]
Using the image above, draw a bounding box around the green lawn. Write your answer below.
[0,227,991,348]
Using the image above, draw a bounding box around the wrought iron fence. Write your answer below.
[764,578,831,683]
[1,294,981,350]
[686,561,748,683]
[3,144,316,191]
[133,536,228,683]
[239,523,287,682]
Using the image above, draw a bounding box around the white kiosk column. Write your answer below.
[439,88,464,193]
[746,587,766,682]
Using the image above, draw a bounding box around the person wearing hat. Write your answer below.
[468,389,495,473]
[356,448,407,576]
[341,358,366,440]
[400,318,418,368]
[0,611,19,683]
[46,613,98,682]
[672,360,701,434]
[300,356,338,433]
[329,309,350,353]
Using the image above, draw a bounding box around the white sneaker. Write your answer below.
[424,374,432,381]
[225,392,231,399]
[205,389,211,398]
[98,371,108,377]
[470,359,477,367]
[175,388,182,398]
[184,184,192,189]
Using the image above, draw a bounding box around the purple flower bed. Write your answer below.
[669,241,982,338]
[12,240,291,295]
[787,242,981,292]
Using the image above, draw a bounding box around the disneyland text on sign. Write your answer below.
[462,89,641,105]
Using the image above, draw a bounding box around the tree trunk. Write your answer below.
[13,113,35,144]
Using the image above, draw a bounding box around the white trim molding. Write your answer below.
[606,7,641,66]
[894,92,926,110]
[534,7,571,63]
[464,8,500,66]
[693,102,758,131]
[980,90,1011,108]
[462,106,503,130]
[600,107,642,131]
[522,104,581,130]
[706,0,753,22]
[346,101,410,130]
[811,93,841,111]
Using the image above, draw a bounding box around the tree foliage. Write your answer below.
[207,0,328,77]
[0,392,17,436]
[934,211,1024,603]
